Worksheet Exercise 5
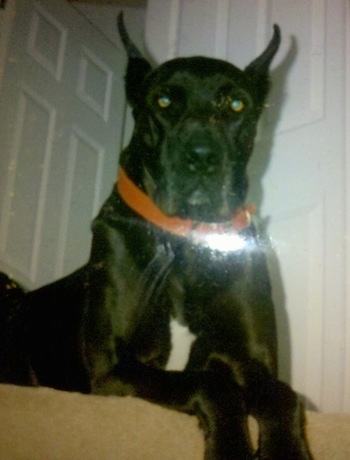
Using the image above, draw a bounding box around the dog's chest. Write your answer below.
[165,317,196,371]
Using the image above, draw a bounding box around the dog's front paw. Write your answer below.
[256,444,313,460]
[92,374,136,396]
[91,339,138,396]
[257,424,313,460]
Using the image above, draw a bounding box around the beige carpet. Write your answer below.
[0,384,349,459]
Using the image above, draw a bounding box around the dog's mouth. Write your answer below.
[187,188,210,207]
[143,164,240,223]
[155,182,237,223]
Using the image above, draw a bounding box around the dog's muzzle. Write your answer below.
[156,120,235,221]
[184,139,221,176]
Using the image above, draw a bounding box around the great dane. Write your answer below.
[0,14,312,459]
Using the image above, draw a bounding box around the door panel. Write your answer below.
[0,0,127,288]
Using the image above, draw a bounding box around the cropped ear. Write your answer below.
[245,25,281,75]
[245,25,281,103]
[117,12,152,107]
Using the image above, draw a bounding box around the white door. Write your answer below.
[145,0,350,413]
[0,0,127,288]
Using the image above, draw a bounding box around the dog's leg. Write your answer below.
[241,360,313,459]
[93,348,254,460]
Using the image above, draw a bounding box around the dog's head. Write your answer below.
[118,14,280,223]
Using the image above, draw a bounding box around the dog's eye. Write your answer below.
[157,96,172,108]
[231,99,245,113]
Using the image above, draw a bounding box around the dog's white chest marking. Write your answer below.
[165,318,197,371]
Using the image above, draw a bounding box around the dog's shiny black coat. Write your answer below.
[0,15,313,459]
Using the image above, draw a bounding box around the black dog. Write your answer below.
[0,14,312,459]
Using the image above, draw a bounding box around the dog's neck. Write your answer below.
[116,167,254,248]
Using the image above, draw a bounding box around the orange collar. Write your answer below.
[116,167,254,243]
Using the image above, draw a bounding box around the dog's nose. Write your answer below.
[187,143,219,173]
